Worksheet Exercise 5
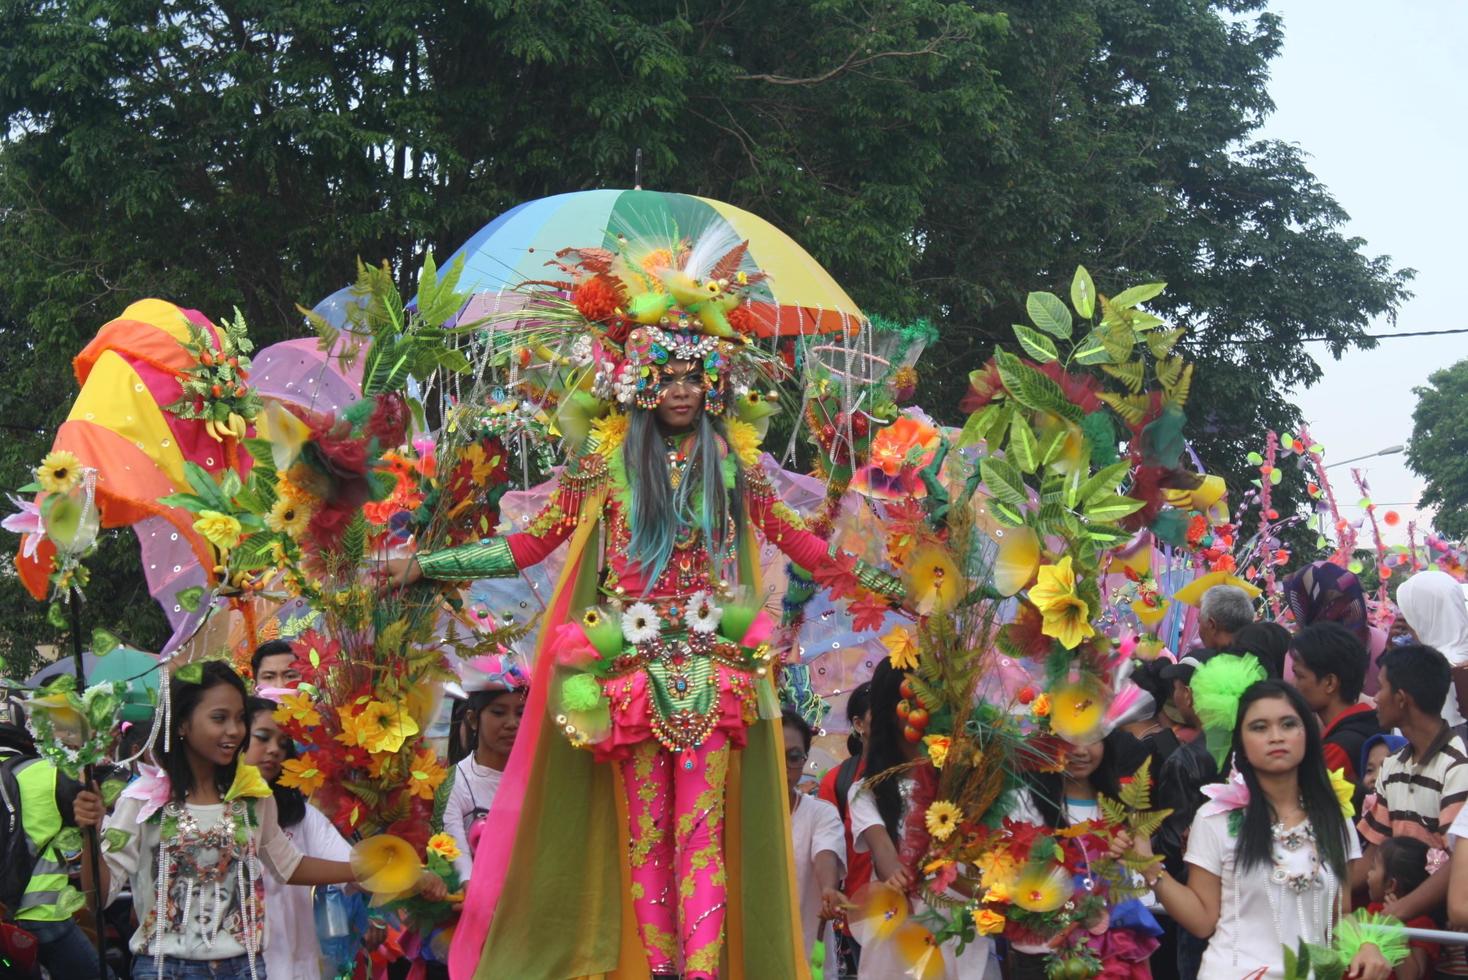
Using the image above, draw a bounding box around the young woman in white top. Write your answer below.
[435,656,527,883]
[781,709,844,978]
[1128,679,1390,980]
[243,696,359,980]
[845,661,994,980]
[74,662,445,980]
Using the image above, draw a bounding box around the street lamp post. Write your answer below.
[1324,444,1405,469]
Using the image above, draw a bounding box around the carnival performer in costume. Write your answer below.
[387,236,906,980]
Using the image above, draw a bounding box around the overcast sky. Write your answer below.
[1258,0,1468,545]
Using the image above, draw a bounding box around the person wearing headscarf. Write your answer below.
[1284,561,1388,696]
[1396,569,1468,727]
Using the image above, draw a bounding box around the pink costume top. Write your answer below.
[416,439,899,761]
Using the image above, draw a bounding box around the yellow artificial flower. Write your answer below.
[724,417,762,467]
[275,691,321,728]
[264,496,313,538]
[277,755,326,795]
[1028,556,1095,650]
[460,443,498,484]
[407,748,448,801]
[923,734,951,770]
[1030,692,1052,718]
[274,470,315,506]
[972,908,1006,936]
[335,705,367,748]
[427,833,461,862]
[882,627,920,671]
[904,544,961,615]
[590,412,629,458]
[193,510,243,551]
[1012,866,1072,913]
[983,880,1011,904]
[924,800,963,841]
[1049,682,1105,743]
[36,450,82,494]
[223,763,273,802]
[1328,767,1355,820]
[356,700,420,755]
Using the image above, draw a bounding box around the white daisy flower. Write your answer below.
[621,601,661,645]
[684,591,723,634]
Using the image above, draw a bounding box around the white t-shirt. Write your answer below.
[440,756,504,882]
[847,778,997,980]
[1185,809,1361,980]
[790,794,845,977]
[1008,788,1102,827]
[263,804,353,980]
[102,794,303,960]
[1449,803,1468,844]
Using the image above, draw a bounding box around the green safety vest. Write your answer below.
[13,759,81,922]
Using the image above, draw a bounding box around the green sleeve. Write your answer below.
[416,537,518,580]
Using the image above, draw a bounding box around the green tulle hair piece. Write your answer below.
[1190,653,1266,767]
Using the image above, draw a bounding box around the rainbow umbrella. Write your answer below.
[433,189,864,337]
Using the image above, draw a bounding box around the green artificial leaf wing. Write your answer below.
[1026,291,1073,339]
[1071,266,1095,319]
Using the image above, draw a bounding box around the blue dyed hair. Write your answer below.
[623,408,744,590]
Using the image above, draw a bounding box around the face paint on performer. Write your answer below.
[655,359,705,429]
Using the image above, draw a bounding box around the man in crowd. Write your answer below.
[1289,622,1381,806]
[1357,644,1468,974]
[252,638,302,690]
[0,696,104,977]
[1197,584,1255,652]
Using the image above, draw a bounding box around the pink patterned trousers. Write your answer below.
[618,731,731,980]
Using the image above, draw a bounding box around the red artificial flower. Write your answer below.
[848,593,894,632]
[812,554,862,602]
[572,276,624,323]
[960,360,1005,413]
[291,629,342,681]
[366,392,410,448]
[726,305,759,337]
[1210,553,1237,574]
[303,501,355,553]
[1185,515,1208,547]
[1120,464,1166,532]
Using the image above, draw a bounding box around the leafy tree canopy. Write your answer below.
[0,0,1411,675]
[1408,360,1468,540]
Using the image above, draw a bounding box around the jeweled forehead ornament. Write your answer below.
[621,325,737,415]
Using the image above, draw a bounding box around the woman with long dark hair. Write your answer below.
[242,696,355,980]
[73,662,444,979]
[1129,680,1390,979]
[846,661,989,978]
[434,657,527,883]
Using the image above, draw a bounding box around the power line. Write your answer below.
[1233,327,1468,345]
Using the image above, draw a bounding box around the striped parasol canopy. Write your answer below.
[435,189,865,337]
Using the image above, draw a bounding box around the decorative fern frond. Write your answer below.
[1101,360,1145,394]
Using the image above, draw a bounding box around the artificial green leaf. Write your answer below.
[1070,266,1095,319]
[175,662,203,684]
[1084,494,1146,522]
[1073,331,1113,365]
[1270,467,1283,485]
[1100,360,1144,394]
[100,778,126,806]
[991,501,1026,527]
[979,458,1028,509]
[1077,461,1131,505]
[183,463,227,510]
[176,586,204,612]
[1246,451,1264,465]
[91,628,121,656]
[54,827,82,853]
[993,350,1084,423]
[1026,291,1073,339]
[1097,320,1134,362]
[103,827,132,853]
[1009,414,1039,473]
[1039,425,1070,467]
[1109,282,1167,309]
[47,603,67,630]
[1011,324,1058,363]
[1145,327,1185,359]
[955,407,994,450]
